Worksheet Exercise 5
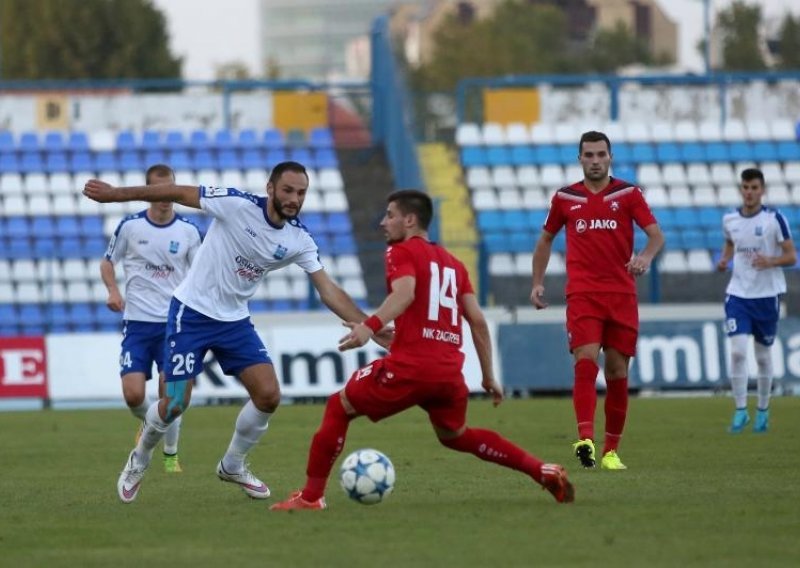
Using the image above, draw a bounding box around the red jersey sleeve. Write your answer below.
[543,192,566,234]
[385,243,416,282]
[629,186,657,229]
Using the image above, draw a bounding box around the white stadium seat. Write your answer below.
[769,119,797,141]
[219,169,245,189]
[323,191,348,212]
[15,282,43,303]
[661,163,687,186]
[760,162,784,185]
[481,122,505,146]
[547,252,566,275]
[659,251,688,272]
[516,165,540,188]
[27,195,54,216]
[668,187,693,207]
[3,195,26,215]
[539,165,566,189]
[521,187,548,209]
[495,188,522,210]
[471,188,498,210]
[692,185,718,207]
[553,123,583,145]
[722,120,747,141]
[625,122,651,143]
[766,183,792,206]
[318,168,344,192]
[342,277,367,299]
[1,172,25,192]
[491,166,517,189]
[504,123,530,145]
[746,120,770,140]
[717,186,741,207]
[784,163,800,185]
[643,186,669,207]
[11,260,37,282]
[489,253,515,276]
[24,173,50,196]
[686,164,712,186]
[710,163,737,187]
[513,252,533,276]
[49,173,75,195]
[687,250,713,272]
[601,121,626,143]
[455,123,481,146]
[529,123,555,144]
[673,121,698,142]
[652,121,677,142]
[466,167,492,189]
[637,164,662,187]
[697,121,723,142]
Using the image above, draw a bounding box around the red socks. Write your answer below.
[573,358,599,440]
[440,427,544,483]
[603,377,628,455]
[302,394,351,501]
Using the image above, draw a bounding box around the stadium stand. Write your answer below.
[456,119,800,304]
[0,128,368,335]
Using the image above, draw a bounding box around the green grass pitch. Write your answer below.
[1,396,798,567]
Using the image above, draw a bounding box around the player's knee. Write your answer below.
[124,392,145,408]
[730,349,747,366]
[251,388,281,413]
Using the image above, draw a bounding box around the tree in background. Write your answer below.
[410,0,668,92]
[775,13,800,70]
[716,1,767,71]
[0,0,181,80]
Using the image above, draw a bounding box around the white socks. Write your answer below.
[134,402,170,467]
[222,400,271,473]
[729,334,749,409]
[129,400,149,421]
[163,416,182,455]
[754,342,773,410]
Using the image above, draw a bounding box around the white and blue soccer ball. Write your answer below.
[339,448,396,505]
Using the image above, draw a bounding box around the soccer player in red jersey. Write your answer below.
[530,131,664,470]
[272,189,574,510]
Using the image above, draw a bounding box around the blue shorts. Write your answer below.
[724,295,779,346]
[120,320,166,380]
[164,298,272,383]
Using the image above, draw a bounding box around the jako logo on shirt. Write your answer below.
[273,244,288,260]
[589,219,617,230]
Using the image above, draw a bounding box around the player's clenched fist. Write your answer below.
[83,179,116,202]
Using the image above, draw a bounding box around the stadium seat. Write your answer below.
[472,189,498,210]
[20,152,46,173]
[625,123,651,143]
[668,187,693,207]
[0,131,14,152]
[188,130,210,151]
[19,132,40,152]
[314,149,338,169]
[693,186,718,207]
[705,142,730,162]
[482,123,506,146]
[455,123,482,146]
[746,120,770,141]
[191,150,217,170]
[0,153,20,173]
[680,142,707,163]
[237,129,259,150]
[489,253,515,276]
[656,143,681,162]
[505,123,530,145]
[263,128,285,150]
[309,127,334,150]
[68,132,90,153]
[697,121,723,142]
[722,120,747,141]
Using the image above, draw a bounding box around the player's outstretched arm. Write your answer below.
[531,231,555,309]
[462,293,503,407]
[83,179,201,209]
[338,276,414,352]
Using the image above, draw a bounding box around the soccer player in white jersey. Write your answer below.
[717,168,796,433]
[101,164,202,473]
[85,161,387,503]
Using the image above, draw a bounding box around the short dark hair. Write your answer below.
[387,189,433,230]
[145,163,175,184]
[741,167,765,186]
[579,131,612,154]
[269,161,308,185]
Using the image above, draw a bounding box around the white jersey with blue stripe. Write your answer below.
[106,210,202,322]
[173,186,323,321]
[722,206,792,298]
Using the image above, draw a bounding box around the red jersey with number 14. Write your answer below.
[382,236,473,380]
[543,177,657,296]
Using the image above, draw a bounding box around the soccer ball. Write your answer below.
[339,448,396,505]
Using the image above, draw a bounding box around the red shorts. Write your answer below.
[343,359,469,432]
[565,292,638,356]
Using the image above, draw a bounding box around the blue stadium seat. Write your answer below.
[314,149,338,168]
[326,212,352,233]
[20,152,45,173]
[0,131,14,152]
[704,142,729,162]
[312,233,332,250]
[728,142,752,162]
[141,130,160,151]
[612,143,632,163]
[69,303,95,330]
[652,207,676,228]
[0,152,20,173]
[31,217,57,238]
[213,129,235,151]
[503,210,528,231]
[679,229,706,250]
[163,130,187,151]
[776,141,800,161]
[56,237,83,258]
[43,131,66,153]
[634,230,648,251]
[673,208,700,228]
[477,211,504,233]
[55,216,81,238]
[285,129,306,149]
[269,299,294,312]
[461,146,487,167]
[188,130,210,151]
[656,143,681,162]
[119,151,144,171]
[79,216,104,237]
[217,150,240,170]
[48,303,71,328]
[508,232,532,253]
[331,234,357,254]
[46,152,69,173]
[265,149,288,166]
[483,233,509,254]
[534,145,559,165]
[19,132,39,152]
[83,237,108,257]
[94,303,121,330]
[300,212,324,232]
[238,129,259,150]
[289,148,313,166]
[249,299,269,313]
[680,142,706,163]
[630,143,655,164]
[263,128,285,150]
[509,145,534,166]
[191,150,216,170]
[241,149,265,169]
[19,304,45,328]
[527,209,548,229]
[70,152,94,172]
[558,144,576,165]
[309,127,334,149]
[696,207,720,229]
[613,164,636,184]
[68,132,90,153]
[485,146,510,166]
[94,151,118,171]
[6,218,30,239]
[168,150,191,170]
[752,141,777,162]
[143,150,168,166]
[551,233,567,253]
[0,219,6,239]
[5,239,32,260]
[33,237,55,257]
[116,131,137,151]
